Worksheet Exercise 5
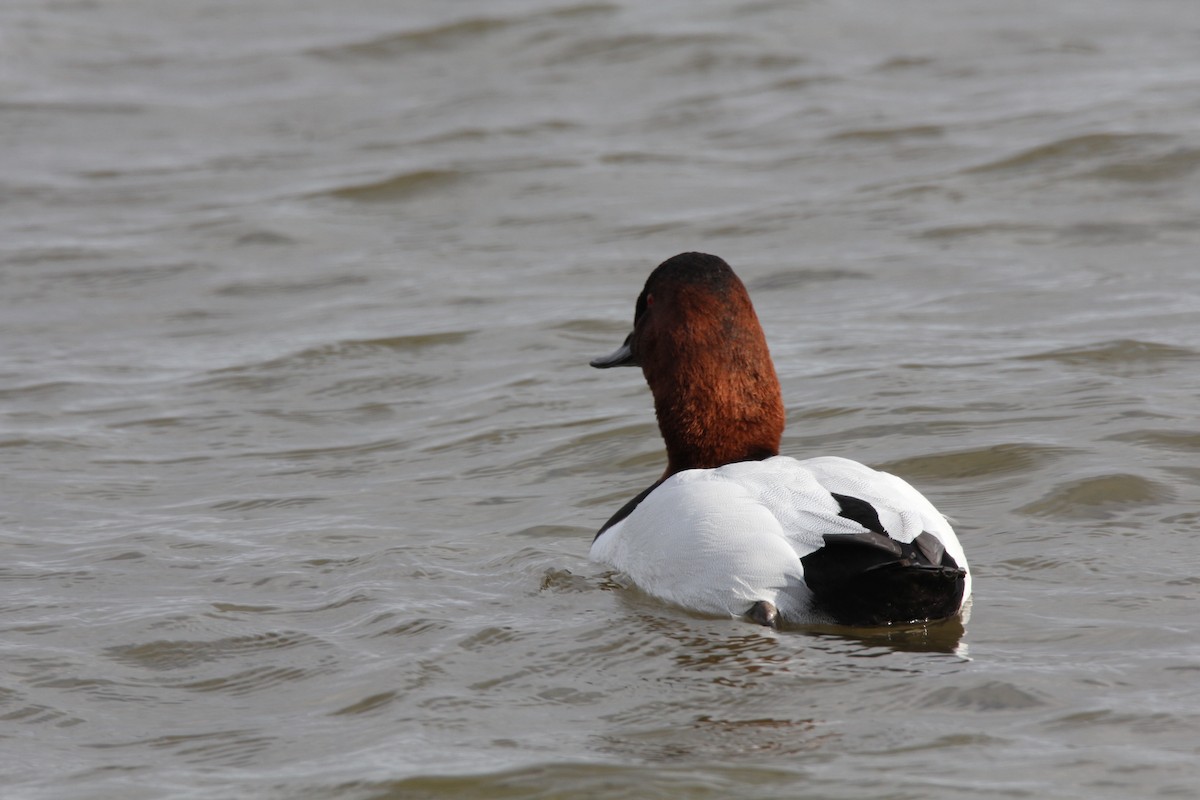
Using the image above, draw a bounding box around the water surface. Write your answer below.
[3,1,1200,797]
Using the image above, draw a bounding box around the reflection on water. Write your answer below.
[804,614,969,657]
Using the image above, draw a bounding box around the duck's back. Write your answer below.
[590,455,970,625]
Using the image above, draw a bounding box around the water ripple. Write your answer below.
[1017,473,1175,519]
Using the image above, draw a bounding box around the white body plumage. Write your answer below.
[590,455,971,624]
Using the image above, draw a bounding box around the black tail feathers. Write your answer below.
[800,530,966,626]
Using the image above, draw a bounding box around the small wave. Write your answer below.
[1054,221,1159,245]
[1084,146,1200,183]
[319,169,466,203]
[1018,339,1199,374]
[877,442,1072,482]
[748,268,871,290]
[40,261,204,291]
[0,100,144,115]
[234,230,296,246]
[87,728,275,768]
[873,55,936,71]
[0,693,86,727]
[351,763,773,800]
[208,496,328,512]
[104,631,326,671]
[214,274,369,297]
[1017,473,1174,519]
[369,617,452,640]
[543,31,731,66]
[914,680,1048,711]
[193,330,474,388]
[1106,428,1200,453]
[329,690,399,716]
[963,133,1172,176]
[308,5,615,62]
[828,124,944,142]
[917,222,1050,241]
[169,665,321,696]
[309,17,516,61]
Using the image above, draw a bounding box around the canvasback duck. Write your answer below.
[590,252,970,628]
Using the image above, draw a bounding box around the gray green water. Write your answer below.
[3,1,1199,797]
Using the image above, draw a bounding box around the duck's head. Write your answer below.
[592,252,785,477]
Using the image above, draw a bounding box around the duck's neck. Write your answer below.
[648,327,785,478]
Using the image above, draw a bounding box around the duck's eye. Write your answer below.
[634,292,653,324]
